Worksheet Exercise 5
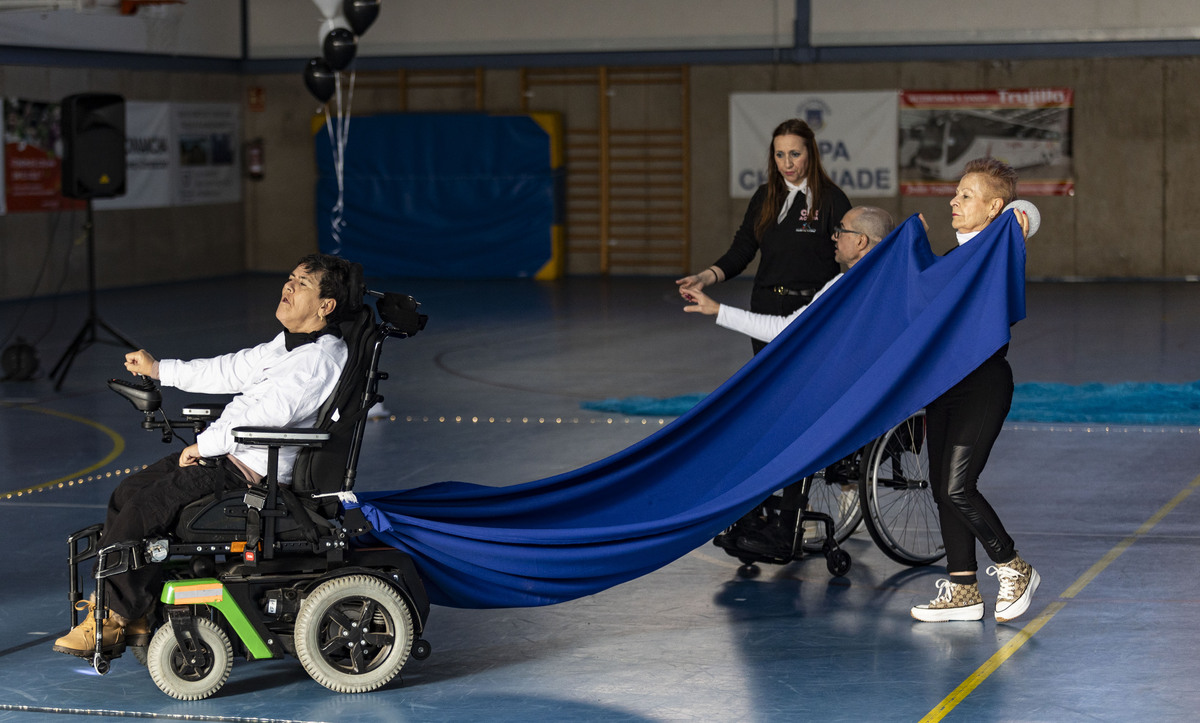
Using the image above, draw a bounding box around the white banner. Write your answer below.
[172,102,241,206]
[94,100,241,210]
[94,101,172,211]
[729,91,898,199]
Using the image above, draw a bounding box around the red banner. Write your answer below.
[3,98,86,213]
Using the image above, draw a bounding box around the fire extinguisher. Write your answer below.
[246,138,264,180]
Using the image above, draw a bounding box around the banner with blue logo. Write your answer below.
[729,91,898,199]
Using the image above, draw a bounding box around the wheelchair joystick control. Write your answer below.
[107,375,163,413]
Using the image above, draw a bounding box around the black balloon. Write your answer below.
[303,57,336,103]
[343,0,381,36]
[322,27,357,70]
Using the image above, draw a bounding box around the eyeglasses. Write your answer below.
[832,225,866,241]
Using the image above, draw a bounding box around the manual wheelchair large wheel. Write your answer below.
[146,617,233,701]
[800,455,864,553]
[295,574,415,693]
[859,410,945,566]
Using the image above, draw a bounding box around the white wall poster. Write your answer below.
[730,91,898,199]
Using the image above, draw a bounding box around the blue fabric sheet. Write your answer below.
[351,213,1028,609]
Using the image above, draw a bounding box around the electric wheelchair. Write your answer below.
[65,270,433,700]
[712,409,942,575]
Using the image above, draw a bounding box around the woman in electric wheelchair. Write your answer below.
[54,252,354,658]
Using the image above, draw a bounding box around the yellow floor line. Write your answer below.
[0,405,125,499]
[921,473,1200,722]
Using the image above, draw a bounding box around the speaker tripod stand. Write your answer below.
[50,200,139,391]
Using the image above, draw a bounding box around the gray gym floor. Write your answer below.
[2,274,1198,722]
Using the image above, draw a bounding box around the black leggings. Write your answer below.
[99,454,243,619]
[925,354,1016,574]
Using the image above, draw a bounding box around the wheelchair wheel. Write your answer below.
[800,456,864,553]
[146,617,233,701]
[859,410,945,566]
[825,546,852,577]
[295,574,415,693]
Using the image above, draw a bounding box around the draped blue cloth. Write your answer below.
[351,213,1028,609]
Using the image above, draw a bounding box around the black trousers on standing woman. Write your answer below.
[925,349,1017,574]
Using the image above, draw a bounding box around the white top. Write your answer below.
[778,179,811,223]
[956,230,981,246]
[159,332,348,484]
[715,273,843,343]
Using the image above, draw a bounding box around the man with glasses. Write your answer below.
[681,206,894,341]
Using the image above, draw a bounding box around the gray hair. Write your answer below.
[852,206,895,246]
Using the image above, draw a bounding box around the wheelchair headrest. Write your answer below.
[377,293,426,336]
[343,262,365,315]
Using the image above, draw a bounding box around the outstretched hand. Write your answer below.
[675,272,707,291]
[679,286,720,316]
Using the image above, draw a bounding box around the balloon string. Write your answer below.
[322,106,343,250]
[324,72,350,250]
[320,70,355,252]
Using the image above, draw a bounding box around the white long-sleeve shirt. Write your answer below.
[715,273,843,343]
[158,332,348,484]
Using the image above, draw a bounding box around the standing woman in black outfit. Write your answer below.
[678,118,851,354]
[910,157,1039,624]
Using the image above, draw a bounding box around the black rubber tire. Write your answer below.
[826,548,852,577]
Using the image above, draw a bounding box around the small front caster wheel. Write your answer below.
[411,639,432,661]
[826,548,852,577]
[736,562,761,579]
[147,617,232,701]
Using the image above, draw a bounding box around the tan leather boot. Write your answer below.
[111,609,152,647]
[52,600,124,658]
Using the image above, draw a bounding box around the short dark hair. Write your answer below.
[297,253,354,323]
[962,157,1019,206]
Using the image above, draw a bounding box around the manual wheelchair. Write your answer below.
[65,271,434,700]
[712,409,943,575]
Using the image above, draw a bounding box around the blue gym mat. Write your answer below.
[582,381,1200,426]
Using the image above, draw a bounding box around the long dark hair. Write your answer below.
[754,118,837,240]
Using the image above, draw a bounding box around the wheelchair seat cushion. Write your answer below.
[175,489,334,543]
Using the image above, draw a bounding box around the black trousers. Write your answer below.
[925,353,1017,574]
[100,454,243,620]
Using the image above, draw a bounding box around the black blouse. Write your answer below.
[713,183,851,292]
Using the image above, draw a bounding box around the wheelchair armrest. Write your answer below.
[183,403,226,421]
[232,427,330,447]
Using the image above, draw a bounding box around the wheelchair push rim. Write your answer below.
[859,410,945,566]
